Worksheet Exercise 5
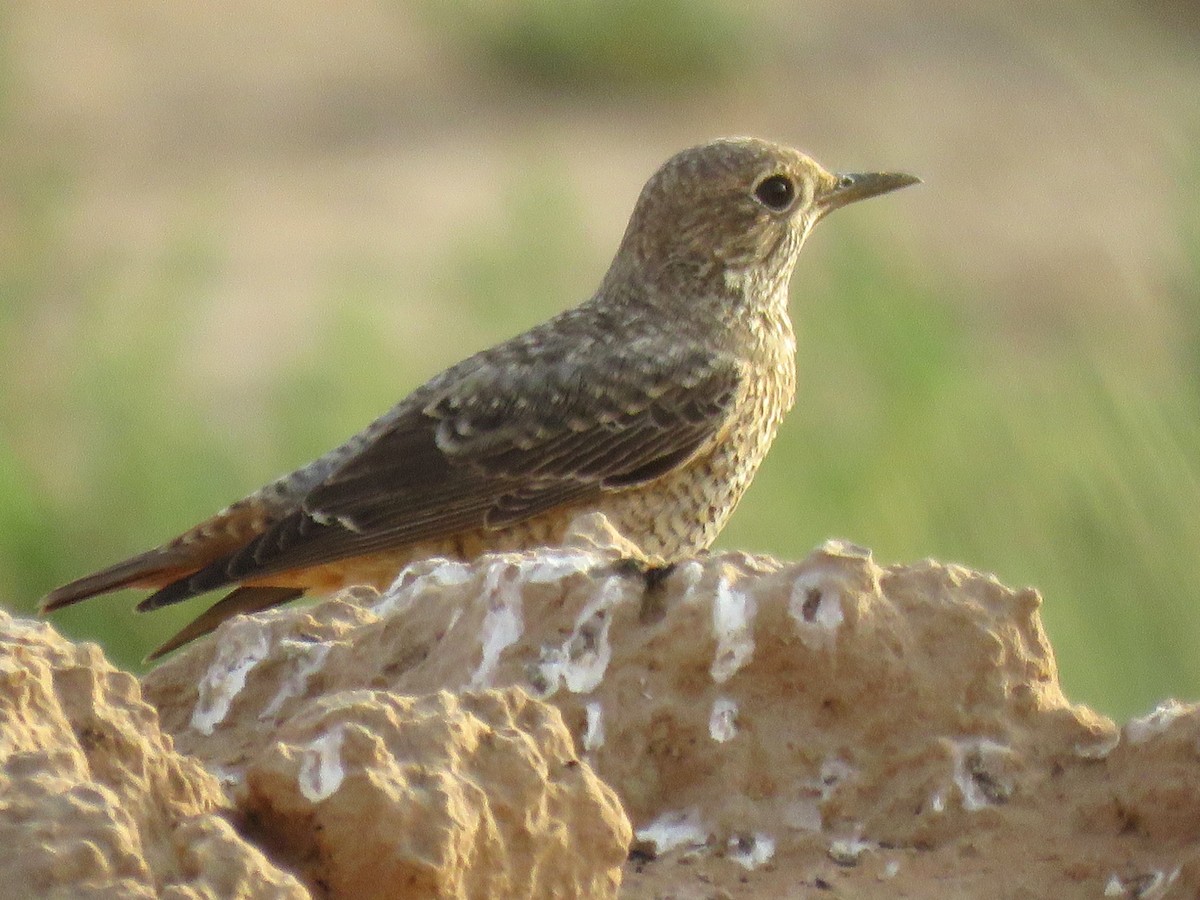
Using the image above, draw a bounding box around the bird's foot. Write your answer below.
[606,558,677,623]
[609,557,676,587]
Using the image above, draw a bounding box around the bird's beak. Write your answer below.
[816,171,921,220]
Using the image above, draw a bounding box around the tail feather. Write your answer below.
[146,586,304,661]
[136,556,239,613]
[41,502,284,615]
[40,551,189,613]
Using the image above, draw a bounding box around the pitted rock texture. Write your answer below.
[0,611,305,899]
[140,527,1200,899]
[239,687,630,899]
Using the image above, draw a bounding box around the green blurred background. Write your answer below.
[2,1,1199,720]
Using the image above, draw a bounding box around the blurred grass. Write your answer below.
[422,0,751,91]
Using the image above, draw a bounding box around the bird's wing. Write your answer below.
[139,341,742,608]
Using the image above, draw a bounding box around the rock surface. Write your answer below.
[238,687,629,899]
[7,520,1200,897]
[141,520,1200,898]
[0,611,306,899]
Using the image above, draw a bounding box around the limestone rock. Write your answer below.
[239,688,629,899]
[0,611,305,899]
[141,524,1200,898]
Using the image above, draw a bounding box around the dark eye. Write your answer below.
[753,174,795,211]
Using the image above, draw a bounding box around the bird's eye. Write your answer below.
[753,174,796,211]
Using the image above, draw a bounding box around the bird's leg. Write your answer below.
[606,558,677,623]
[642,561,677,591]
[609,556,677,586]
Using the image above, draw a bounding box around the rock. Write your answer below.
[139,522,1200,898]
[0,611,305,899]
[10,515,1200,898]
[239,688,630,899]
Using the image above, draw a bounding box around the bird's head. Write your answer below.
[611,137,919,302]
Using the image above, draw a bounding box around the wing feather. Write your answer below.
[140,342,742,608]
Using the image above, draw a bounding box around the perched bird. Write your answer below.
[42,137,919,658]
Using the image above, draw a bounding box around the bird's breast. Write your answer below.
[591,331,797,563]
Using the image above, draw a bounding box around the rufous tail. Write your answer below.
[40,550,190,614]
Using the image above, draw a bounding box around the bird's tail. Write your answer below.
[146,585,304,661]
[40,501,278,614]
[40,550,190,613]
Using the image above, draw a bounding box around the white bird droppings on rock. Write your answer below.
[728,832,775,870]
[1105,868,1183,900]
[472,601,523,689]
[261,639,331,719]
[787,570,845,649]
[1126,699,1190,745]
[584,701,605,752]
[429,559,475,586]
[950,738,1017,811]
[635,809,708,856]
[521,549,596,584]
[470,565,525,690]
[828,835,873,866]
[1146,868,1182,899]
[709,698,738,743]
[673,560,705,603]
[818,757,856,800]
[534,576,622,696]
[190,620,270,735]
[375,558,475,616]
[297,725,346,802]
[1075,730,1121,759]
[710,572,754,683]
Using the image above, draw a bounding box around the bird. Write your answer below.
[41,137,919,659]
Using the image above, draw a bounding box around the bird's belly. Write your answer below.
[245,517,567,594]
